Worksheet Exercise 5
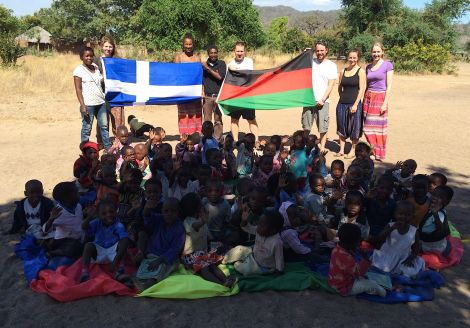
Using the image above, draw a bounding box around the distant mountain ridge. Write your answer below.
[255,5,341,28]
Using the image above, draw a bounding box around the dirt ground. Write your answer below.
[0,61,469,328]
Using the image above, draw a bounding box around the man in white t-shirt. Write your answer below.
[227,41,258,142]
[302,41,337,150]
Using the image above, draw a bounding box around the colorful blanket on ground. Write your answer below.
[421,236,464,270]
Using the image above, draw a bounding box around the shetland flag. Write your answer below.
[103,57,202,106]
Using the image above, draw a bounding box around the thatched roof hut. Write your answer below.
[16,26,52,50]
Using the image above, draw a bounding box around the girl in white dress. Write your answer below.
[371,200,425,277]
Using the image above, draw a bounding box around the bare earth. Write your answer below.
[0,61,469,328]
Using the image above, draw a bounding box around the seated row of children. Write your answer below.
[11,120,455,296]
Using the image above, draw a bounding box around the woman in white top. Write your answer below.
[73,47,111,150]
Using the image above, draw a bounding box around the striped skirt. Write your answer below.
[336,102,363,140]
[177,100,202,135]
[363,90,388,160]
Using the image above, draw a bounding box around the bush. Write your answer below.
[345,32,376,61]
[0,33,26,66]
[387,40,455,73]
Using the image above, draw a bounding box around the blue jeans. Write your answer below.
[81,103,111,150]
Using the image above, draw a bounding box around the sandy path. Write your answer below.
[0,63,469,327]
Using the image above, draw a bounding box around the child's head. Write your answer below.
[116,125,129,145]
[375,174,394,201]
[197,165,212,186]
[156,143,173,160]
[285,203,302,227]
[185,137,196,152]
[394,200,414,229]
[236,177,254,197]
[134,143,148,161]
[206,148,222,168]
[345,165,363,189]
[431,185,454,210]
[331,160,345,179]
[127,115,136,124]
[291,130,306,150]
[338,223,361,251]
[351,158,372,179]
[411,174,429,199]
[80,46,94,64]
[206,179,224,204]
[175,167,191,188]
[101,153,117,169]
[162,198,180,225]
[248,187,268,212]
[306,134,318,150]
[121,168,143,193]
[401,159,417,178]
[80,142,99,160]
[101,165,117,185]
[257,210,284,237]
[429,173,447,192]
[97,199,117,226]
[222,134,234,151]
[121,145,136,162]
[258,155,274,174]
[144,178,162,202]
[270,135,282,150]
[354,142,371,159]
[243,133,256,150]
[155,127,166,140]
[52,181,79,207]
[202,121,214,138]
[344,190,363,217]
[24,180,44,206]
[283,172,298,194]
[263,142,277,157]
[309,174,326,195]
[180,192,201,218]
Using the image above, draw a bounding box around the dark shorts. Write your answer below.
[229,109,256,120]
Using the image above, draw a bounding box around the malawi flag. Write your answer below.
[217,49,315,114]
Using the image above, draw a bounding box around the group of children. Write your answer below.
[11,117,455,296]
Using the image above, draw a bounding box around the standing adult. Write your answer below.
[302,41,337,150]
[227,41,258,142]
[94,35,125,137]
[73,47,111,150]
[363,43,394,161]
[335,48,366,158]
[202,45,226,140]
[174,33,203,135]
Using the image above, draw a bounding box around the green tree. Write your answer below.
[283,28,311,53]
[266,16,288,50]
[0,5,26,66]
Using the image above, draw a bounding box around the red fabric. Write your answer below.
[328,245,369,295]
[81,141,99,152]
[30,259,137,302]
[421,237,464,270]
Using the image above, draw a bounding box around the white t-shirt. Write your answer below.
[312,58,337,103]
[73,63,105,106]
[228,58,253,71]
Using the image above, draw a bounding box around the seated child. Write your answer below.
[175,133,201,169]
[202,179,231,244]
[328,223,386,297]
[389,159,417,194]
[81,200,130,284]
[134,143,151,181]
[118,168,143,230]
[128,115,154,139]
[354,142,374,172]
[206,148,225,181]
[364,175,395,237]
[109,125,132,156]
[351,157,374,193]
[10,180,54,239]
[187,164,212,198]
[118,145,138,180]
[236,133,256,177]
[407,174,431,227]
[74,141,100,191]
[94,165,120,206]
[180,193,234,287]
[338,190,369,239]
[252,155,274,187]
[324,159,345,191]
[428,172,447,193]
[239,210,285,275]
[43,182,84,258]
[147,128,163,162]
[168,167,198,200]
[136,198,185,284]
[285,130,312,190]
[371,200,425,277]
[221,134,236,180]
[200,121,219,164]
[304,174,328,223]
[262,141,282,173]
[328,165,365,220]
[419,185,454,255]
[275,172,302,207]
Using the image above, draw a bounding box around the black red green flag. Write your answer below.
[217,49,315,114]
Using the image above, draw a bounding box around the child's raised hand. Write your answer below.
[318,150,328,163]
[112,138,120,149]
[91,157,99,169]
[278,174,288,188]
[49,206,62,221]
[180,133,188,143]
[259,139,267,147]
[281,135,289,146]
[394,161,403,170]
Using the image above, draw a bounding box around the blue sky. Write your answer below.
[1,0,469,22]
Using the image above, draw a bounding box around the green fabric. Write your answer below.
[137,265,239,299]
[222,262,335,293]
[449,221,461,239]
[218,88,315,114]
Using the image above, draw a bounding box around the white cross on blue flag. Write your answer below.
[103,57,202,106]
